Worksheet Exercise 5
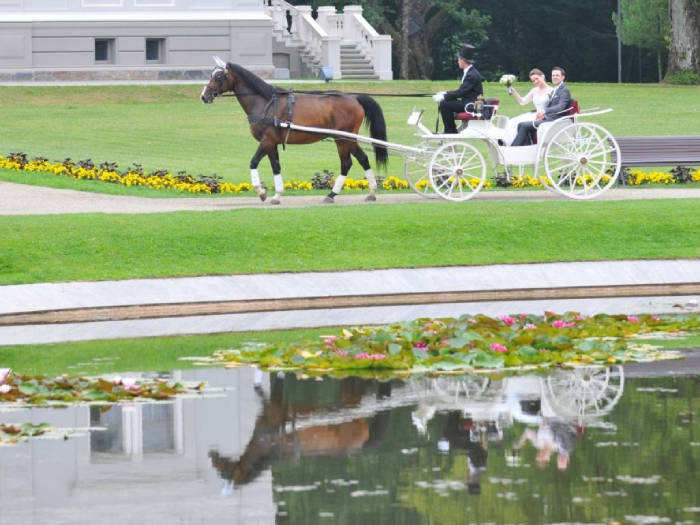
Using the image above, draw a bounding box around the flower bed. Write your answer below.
[204,312,698,374]
[2,152,698,195]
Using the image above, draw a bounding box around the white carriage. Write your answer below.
[278,97,621,202]
[402,100,622,201]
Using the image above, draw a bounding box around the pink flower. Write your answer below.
[551,320,575,328]
[627,316,639,323]
[122,377,138,391]
[113,376,122,385]
[651,315,660,321]
[500,315,515,326]
[413,341,428,349]
[490,343,508,353]
[575,315,585,321]
[323,336,338,344]
[524,323,537,330]
[336,349,348,357]
[0,384,12,394]
[355,353,386,360]
[0,368,11,384]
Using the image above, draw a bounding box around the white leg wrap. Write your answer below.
[250,169,261,187]
[273,174,284,193]
[365,168,377,191]
[332,174,347,194]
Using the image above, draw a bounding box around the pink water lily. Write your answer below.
[500,315,516,326]
[490,343,508,353]
[0,368,11,384]
[551,320,575,328]
[524,323,537,330]
[627,316,640,323]
[0,384,12,394]
[121,377,139,391]
[355,353,387,360]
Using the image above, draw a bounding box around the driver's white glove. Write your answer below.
[432,91,446,103]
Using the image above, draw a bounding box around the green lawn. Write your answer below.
[1,199,698,285]
[1,81,699,186]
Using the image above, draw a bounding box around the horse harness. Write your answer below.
[247,89,295,149]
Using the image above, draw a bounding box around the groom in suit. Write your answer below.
[511,66,572,146]
[433,44,483,134]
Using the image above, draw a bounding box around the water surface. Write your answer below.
[0,361,698,525]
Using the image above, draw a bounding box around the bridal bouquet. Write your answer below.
[499,74,516,86]
[499,74,516,95]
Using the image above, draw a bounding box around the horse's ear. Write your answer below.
[213,56,227,68]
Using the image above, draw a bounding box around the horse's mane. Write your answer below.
[228,63,276,99]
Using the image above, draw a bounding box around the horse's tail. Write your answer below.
[356,94,388,170]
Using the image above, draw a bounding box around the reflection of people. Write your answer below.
[504,68,553,145]
[514,418,578,470]
[511,66,572,146]
[442,412,490,494]
[433,44,483,134]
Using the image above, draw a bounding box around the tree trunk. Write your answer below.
[667,0,700,76]
[400,0,411,79]
[657,49,663,81]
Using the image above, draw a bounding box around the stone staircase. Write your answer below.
[340,44,378,79]
[271,27,320,78]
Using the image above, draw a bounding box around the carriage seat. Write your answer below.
[568,99,580,116]
[531,100,580,144]
[456,98,500,121]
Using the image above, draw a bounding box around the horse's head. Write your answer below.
[201,56,233,104]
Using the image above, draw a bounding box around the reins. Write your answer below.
[220,91,433,98]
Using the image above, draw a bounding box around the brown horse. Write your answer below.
[200,57,388,204]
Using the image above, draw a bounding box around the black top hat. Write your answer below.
[457,44,476,62]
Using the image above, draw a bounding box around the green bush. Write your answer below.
[665,69,700,85]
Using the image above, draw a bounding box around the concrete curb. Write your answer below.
[1,259,698,346]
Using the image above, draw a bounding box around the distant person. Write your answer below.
[504,68,553,145]
[511,66,571,146]
[433,44,483,134]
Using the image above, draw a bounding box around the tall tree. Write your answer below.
[372,0,489,79]
[667,0,700,76]
[615,0,669,81]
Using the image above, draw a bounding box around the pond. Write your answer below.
[1,358,698,525]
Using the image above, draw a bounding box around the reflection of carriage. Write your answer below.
[406,365,625,431]
[401,102,622,201]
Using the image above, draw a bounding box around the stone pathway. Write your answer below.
[2,181,700,215]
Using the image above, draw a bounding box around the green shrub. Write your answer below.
[665,69,700,85]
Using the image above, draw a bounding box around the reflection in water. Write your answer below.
[0,364,698,524]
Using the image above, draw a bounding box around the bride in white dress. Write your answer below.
[504,68,553,145]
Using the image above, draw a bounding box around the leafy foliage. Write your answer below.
[0,422,52,444]
[0,373,203,406]
[208,313,698,374]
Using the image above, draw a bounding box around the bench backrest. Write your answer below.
[616,135,700,167]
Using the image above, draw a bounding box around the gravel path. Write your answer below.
[2,181,700,215]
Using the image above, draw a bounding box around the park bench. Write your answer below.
[615,135,700,168]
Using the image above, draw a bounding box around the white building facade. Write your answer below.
[0,0,392,81]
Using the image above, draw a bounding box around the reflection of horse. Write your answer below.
[209,375,391,487]
[200,57,388,204]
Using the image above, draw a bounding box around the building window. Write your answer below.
[146,38,165,63]
[95,39,114,63]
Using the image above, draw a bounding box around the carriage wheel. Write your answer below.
[545,366,624,421]
[543,122,621,200]
[428,142,487,201]
[404,145,438,199]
